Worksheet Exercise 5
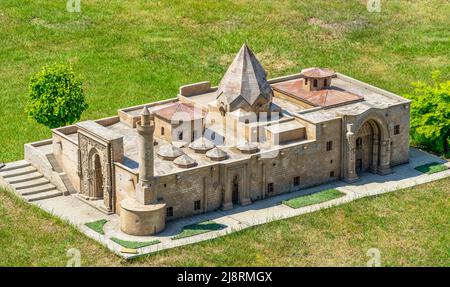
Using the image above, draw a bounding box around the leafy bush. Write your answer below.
[26,64,88,128]
[405,71,450,156]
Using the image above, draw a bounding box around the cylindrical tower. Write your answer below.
[135,106,156,204]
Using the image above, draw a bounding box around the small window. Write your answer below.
[324,78,328,86]
[194,200,201,211]
[245,119,250,124]
[166,207,173,217]
[326,141,333,151]
[161,127,165,135]
[267,183,274,193]
[330,171,335,178]
[178,131,183,140]
[330,159,333,164]
[211,132,216,140]
[293,176,300,187]
[305,78,308,85]
[313,79,318,87]
[394,125,400,135]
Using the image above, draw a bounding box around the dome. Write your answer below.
[206,147,228,161]
[189,137,215,153]
[173,154,197,168]
[237,141,259,154]
[157,144,184,160]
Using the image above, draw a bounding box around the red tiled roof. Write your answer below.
[153,102,207,121]
[300,67,335,78]
[272,78,363,108]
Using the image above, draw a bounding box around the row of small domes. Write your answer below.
[157,137,260,168]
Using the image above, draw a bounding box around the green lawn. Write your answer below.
[283,189,345,209]
[1,177,449,266]
[415,162,448,174]
[110,237,160,249]
[0,0,449,163]
[85,219,107,235]
[172,221,226,240]
[0,0,449,267]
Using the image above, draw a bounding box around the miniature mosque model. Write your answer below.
[0,44,410,235]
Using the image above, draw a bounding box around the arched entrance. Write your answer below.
[355,120,380,174]
[89,151,104,199]
[344,113,392,182]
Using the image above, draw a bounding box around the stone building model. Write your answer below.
[5,44,411,235]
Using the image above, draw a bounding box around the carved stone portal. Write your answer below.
[77,121,124,214]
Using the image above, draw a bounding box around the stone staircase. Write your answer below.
[0,160,63,202]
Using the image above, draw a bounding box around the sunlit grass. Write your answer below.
[283,189,345,209]
[171,221,226,240]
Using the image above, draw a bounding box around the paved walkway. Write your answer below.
[33,147,450,259]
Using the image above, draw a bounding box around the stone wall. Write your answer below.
[114,162,138,215]
[52,129,81,192]
[155,166,222,220]
[388,103,410,166]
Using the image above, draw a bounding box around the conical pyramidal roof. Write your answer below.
[216,44,273,112]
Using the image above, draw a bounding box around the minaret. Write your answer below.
[135,106,156,204]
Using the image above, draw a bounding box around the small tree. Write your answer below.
[26,64,88,128]
[406,71,450,156]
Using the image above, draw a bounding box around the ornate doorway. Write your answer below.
[91,154,104,199]
[345,112,393,182]
[355,121,376,174]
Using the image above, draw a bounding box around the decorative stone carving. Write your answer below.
[76,121,124,214]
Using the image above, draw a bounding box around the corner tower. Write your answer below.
[120,106,166,236]
[135,106,155,204]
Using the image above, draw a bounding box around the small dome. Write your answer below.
[237,141,259,154]
[206,147,228,161]
[157,144,184,160]
[173,154,197,168]
[189,137,215,153]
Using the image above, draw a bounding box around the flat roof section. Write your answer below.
[272,78,364,108]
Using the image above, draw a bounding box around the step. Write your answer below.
[19,183,57,196]
[13,177,50,190]
[6,172,43,184]
[1,166,37,178]
[25,189,62,202]
[0,160,30,172]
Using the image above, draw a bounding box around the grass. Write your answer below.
[415,162,448,174]
[0,0,449,163]
[110,237,160,249]
[172,221,226,240]
[0,0,449,267]
[84,219,107,235]
[283,189,345,209]
[0,177,449,266]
